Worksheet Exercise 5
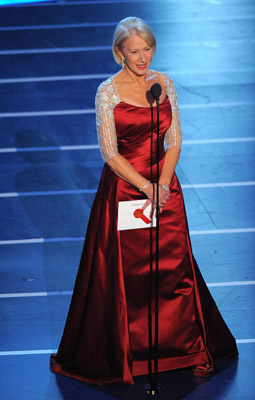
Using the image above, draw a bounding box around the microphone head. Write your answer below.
[151,83,162,99]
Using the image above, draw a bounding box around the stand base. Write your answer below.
[145,384,162,396]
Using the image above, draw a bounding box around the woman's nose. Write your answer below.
[139,52,146,62]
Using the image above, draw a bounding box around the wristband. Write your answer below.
[139,180,151,192]
[161,184,169,191]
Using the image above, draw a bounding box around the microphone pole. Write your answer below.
[147,83,162,396]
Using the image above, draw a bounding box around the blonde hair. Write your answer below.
[112,17,156,65]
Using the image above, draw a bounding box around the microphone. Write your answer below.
[148,81,162,396]
[150,83,162,101]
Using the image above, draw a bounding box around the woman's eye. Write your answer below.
[131,51,137,54]
[146,48,151,51]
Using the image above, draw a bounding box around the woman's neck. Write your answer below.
[121,67,152,85]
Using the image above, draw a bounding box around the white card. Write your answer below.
[117,199,156,231]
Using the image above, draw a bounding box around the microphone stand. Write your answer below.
[146,85,162,397]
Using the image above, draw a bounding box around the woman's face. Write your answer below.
[117,34,153,75]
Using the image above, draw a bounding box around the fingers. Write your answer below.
[158,190,170,208]
[147,202,165,219]
[151,205,164,219]
[141,199,151,212]
[149,203,156,219]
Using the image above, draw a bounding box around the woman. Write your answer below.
[50,17,238,385]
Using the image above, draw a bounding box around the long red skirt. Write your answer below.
[50,160,238,385]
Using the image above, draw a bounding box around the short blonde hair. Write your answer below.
[112,17,156,65]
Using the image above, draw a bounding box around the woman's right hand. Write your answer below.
[141,183,170,218]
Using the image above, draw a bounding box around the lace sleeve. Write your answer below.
[161,73,182,150]
[95,78,120,162]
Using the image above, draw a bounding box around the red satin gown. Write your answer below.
[50,96,238,385]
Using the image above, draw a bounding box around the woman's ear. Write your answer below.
[115,46,123,59]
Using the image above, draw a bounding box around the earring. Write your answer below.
[121,58,125,68]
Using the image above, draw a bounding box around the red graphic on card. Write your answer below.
[133,208,151,224]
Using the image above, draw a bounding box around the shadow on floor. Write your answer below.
[44,357,238,400]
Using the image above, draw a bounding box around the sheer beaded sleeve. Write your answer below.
[95,77,121,162]
[160,73,182,150]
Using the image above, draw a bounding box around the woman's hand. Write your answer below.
[141,183,170,218]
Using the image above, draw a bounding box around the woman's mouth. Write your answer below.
[136,63,147,70]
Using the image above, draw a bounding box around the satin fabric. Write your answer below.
[50,97,238,385]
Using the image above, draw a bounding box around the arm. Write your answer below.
[142,75,182,216]
[159,73,182,186]
[107,153,150,191]
[159,147,180,186]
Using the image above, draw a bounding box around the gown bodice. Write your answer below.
[114,97,172,167]
[95,73,182,163]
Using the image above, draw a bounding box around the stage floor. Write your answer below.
[0,0,254,399]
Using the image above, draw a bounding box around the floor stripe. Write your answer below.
[2,0,152,8]
[0,46,111,55]
[60,144,99,150]
[1,281,254,298]
[0,109,94,117]
[183,137,255,144]
[207,281,255,288]
[181,101,255,110]
[0,339,254,356]
[0,23,118,31]
[0,291,73,298]
[0,144,100,153]
[0,350,58,356]
[1,68,254,84]
[1,101,254,118]
[0,237,84,245]
[190,228,255,235]
[0,228,254,245]
[0,189,97,198]
[0,137,254,154]
[0,74,112,84]
[0,238,45,245]
[182,181,255,189]
[1,16,254,31]
[1,39,254,56]
[0,182,254,199]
